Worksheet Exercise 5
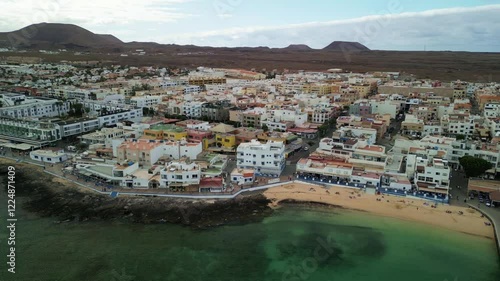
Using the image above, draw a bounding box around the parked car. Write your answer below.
[303,146,309,151]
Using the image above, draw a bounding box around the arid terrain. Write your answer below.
[1,23,500,81]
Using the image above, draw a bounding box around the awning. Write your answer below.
[418,186,448,194]
[490,191,500,202]
[0,143,34,150]
[78,171,92,176]
[469,186,499,193]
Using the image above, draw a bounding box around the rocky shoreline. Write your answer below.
[0,162,274,229]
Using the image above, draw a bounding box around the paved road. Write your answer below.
[448,168,500,256]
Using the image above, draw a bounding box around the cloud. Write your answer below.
[0,0,193,30]
[162,4,500,51]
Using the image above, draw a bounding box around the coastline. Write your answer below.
[0,160,274,229]
[1,157,495,239]
[263,183,495,239]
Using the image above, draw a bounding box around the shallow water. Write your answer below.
[0,203,498,281]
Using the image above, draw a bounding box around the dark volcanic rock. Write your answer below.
[323,41,370,51]
[0,162,273,228]
[283,44,313,51]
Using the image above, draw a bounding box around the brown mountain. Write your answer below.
[283,44,313,51]
[0,23,123,49]
[1,23,500,82]
[323,41,370,51]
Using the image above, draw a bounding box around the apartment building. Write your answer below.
[236,139,285,176]
[187,129,214,149]
[211,123,237,149]
[116,139,164,167]
[176,119,211,131]
[337,126,378,144]
[269,109,308,126]
[200,101,231,122]
[0,97,70,118]
[143,124,187,141]
[304,107,336,124]
[182,101,206,118]
[188,77,226,86]
[79,127,128,146]
[349,101,372,117]
[130,95,162,108]
[0,117,60,143]
[350,141,387,173]
[349,84,371,98]
[97,109,143,127]
[448,140,500,171]
[241,109,268,128]
[401,114,424,137]
[296,156,354,183]
[56,118,100,138]
[370,100,399,118]
[163,139,203,160]
[441,114,480,136]
[413,155,450,196]
[160,160,201,189]
[484,103,500,118]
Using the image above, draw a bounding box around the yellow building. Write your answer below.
[215,133,236,148]
[453,88,466,100]
[143,124,187,141]
[188,77,226,86]
[350,84,371,98]
[210,123,237,149]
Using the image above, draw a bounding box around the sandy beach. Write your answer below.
[264,182,495,239]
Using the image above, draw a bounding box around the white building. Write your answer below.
[270,109,308,126]
[79,127,129,146]
[183,85,201,94]
[423,124,442,136]
[30,149,68,163]
[163,139,203,160]
[130,95,162,108]
[260,120,291,132]
[160,160,201,188]
[337,126,378,145]
[230,168,256,185]
[413,155,450,195]
[182,101,205,118]
[484,103,500,118]
[0,96,70,118]
[237,139,285,177]
[370,100,398,118]
[97,109,143,127]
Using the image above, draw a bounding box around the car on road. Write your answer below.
[303,146,309,151]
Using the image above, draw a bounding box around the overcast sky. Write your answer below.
[1,0,499,51]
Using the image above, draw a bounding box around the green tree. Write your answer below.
[459,156,492,178]
[262,124,269,132]
[318,124,329,138]
[76,142,89,152]
[455,134,466,140]
[68,103,84,118]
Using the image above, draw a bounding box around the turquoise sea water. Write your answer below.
[0,205,498,281]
